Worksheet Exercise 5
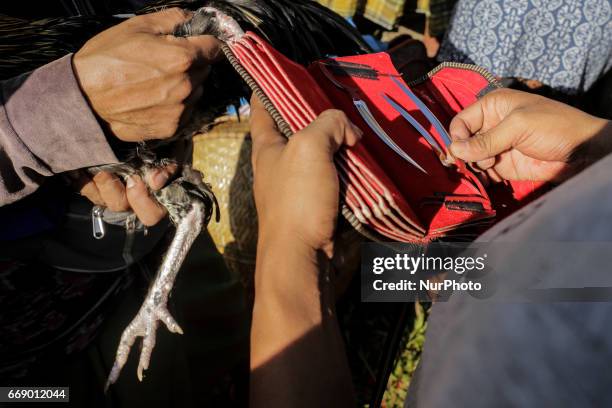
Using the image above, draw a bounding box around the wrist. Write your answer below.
[256,231,320,280]
[258,220,331,254]
[255,230,331,295]
[71,52,93,105]
[573,119,612,169]
[254,238,336,335]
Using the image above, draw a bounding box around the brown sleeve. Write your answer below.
[0,53,118,206]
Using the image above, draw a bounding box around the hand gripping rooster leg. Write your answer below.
[105,168,218,390]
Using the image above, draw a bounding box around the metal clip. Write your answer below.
[92,205,106,240]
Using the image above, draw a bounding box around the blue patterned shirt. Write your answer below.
[438,0,612,93]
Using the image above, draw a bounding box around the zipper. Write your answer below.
[92,208,139,267]
[92,205,106,240]
[407,61,502,88]
[222,44,295,139]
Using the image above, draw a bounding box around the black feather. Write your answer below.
[0,1,369,80]
[0,0,372,216]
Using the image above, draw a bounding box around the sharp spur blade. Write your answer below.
[353,99,427,174]
[390,76,453,146]
[381,92,445,157]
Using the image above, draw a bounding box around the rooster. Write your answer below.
[0,0,369,387]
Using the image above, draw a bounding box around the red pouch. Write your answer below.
[224,32,545,242]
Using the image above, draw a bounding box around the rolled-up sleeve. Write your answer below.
[0,54,118,206]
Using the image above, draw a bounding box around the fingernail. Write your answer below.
[153,170,169,187]
[449,140,467,156]
[349,121,363,137]
[126,176,136,189]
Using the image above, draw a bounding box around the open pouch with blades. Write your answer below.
[223,32,546,242]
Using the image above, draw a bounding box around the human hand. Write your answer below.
[449,89,611,182]
[249,98,359,408]
[73,8,221,142]
[71,165,176,226]
[249,95,362,257]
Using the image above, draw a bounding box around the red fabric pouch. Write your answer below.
[223,32,545,242]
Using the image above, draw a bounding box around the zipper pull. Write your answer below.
[92,205,106,240]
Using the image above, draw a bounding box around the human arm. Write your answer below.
[249,95,361,407]
[0,54,117,206]
[1,9,220,226]
[71,8,221,225]
[449,88,612,183]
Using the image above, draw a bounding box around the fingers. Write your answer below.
[136,8,222,62]
[78,165,174,227]
[474,157,497,171]
[144,163,178,190]
[250,99,363,178]
[294,109,363,156]
[449,100,487,141]
[449,88,519,142]
[70,171,105,206]
[93,171,129,212]
[126,175,167,226]
[450,117,518,163]
[315,109,363,148]
[80,180,105,206]
[449,88,530,160]
[486,168,504,183]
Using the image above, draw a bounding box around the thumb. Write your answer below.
[138,8,193,34]
[299,110,363,154]
[250,95,286,171]
[450,118,517,162]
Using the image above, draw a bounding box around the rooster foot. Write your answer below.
[105,294,182,391]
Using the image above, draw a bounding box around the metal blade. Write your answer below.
[353,99,427,174]
[390,76,453,146]
[381,93,445,156]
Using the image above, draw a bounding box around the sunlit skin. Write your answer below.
[249,95,360,408]
[248,89,611,407]
[72,8,221,225]
[449,89,612,183]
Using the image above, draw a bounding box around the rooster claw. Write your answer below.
[105,302,183,389]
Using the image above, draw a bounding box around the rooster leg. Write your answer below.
[105,199,206,390]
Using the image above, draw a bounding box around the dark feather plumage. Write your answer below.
[0,0,369,386]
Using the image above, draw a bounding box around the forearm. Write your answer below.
[0,54,117,206]
[250,234,355,408]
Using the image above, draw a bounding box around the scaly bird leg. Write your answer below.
[105,200,206,390]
